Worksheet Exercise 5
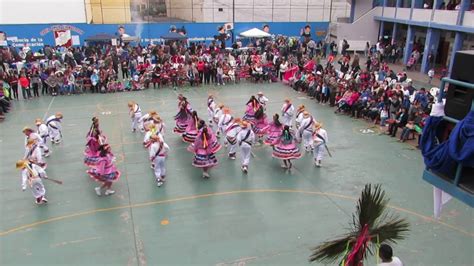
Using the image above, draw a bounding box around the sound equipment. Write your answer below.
[445,50,474,120]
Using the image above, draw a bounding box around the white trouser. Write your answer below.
[48,127,61,142]
[31,178,46,199]
[131,114,141,131]
[208,110,214,123]
[282,116,292,126]
[302,130,314,149]
[39,137,50,154]
[313,143,324,161]
[240,143,252,166]
[153,156,166,180]
[228,142,237,155]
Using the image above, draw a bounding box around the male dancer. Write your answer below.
[236,121,255,174]
[149,135,170,187]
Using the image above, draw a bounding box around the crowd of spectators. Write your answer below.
[285,47,435,144]
[0,29,434,145]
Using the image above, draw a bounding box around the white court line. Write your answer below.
[42,97,56,120]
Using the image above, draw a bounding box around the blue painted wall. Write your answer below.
[0,22,329,50]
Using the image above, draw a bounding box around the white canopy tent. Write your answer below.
[239,28,271,38]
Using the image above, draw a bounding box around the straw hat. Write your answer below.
[22,127,33,133]
[35,118,42,125]
[55,112,63,119]
[16,160,28,169]
[314,121,322,129]
[303,111,310,117]
[27,138,36,146]
[257,91,263,95]
[240,120,250,128]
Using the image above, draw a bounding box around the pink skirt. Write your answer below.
[272,143,302,160]
[87,169,121,183]
[192,149,218,168]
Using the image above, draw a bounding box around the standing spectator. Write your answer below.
[377,244,403,266]
[197,59,205,84]
[30,69,41,97]
[19,72,31,99]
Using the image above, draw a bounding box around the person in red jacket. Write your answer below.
[197,59,205,84]
[19,72,31,100]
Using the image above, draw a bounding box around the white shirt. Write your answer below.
[258,95,269,106]
[21,164,46,191]
[218,114,233,130]
[46,115,62,131]
[378,257,403,266]
[237,128,255,146]
[24,144,44,165]
[298,117,314,133]
[24,132,41,147]
[281,103,295,118]
[295,111,305,126]
[214,107,223,122]
[37,124,49,138]
[225,122,241,139]
[314,128,328,144]
[149,141,170,159]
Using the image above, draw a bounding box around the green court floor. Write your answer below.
[0,83,472,265]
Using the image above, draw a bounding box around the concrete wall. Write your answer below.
[0,0,352,24]
[353,0,373,21]
[336,6,381,44]
[0,0,87,24]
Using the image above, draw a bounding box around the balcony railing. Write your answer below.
[463,12,474,27]
[433,10,459,25]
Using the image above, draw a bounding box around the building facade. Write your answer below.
[374,0,474,74]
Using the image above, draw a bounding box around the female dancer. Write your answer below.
[190,120,221,178]
[271,125,301,170]
[87,144,121,196]
[84,117,107,167]
[174,96,193,134]
[243,95,261,124]
[182,111,200,143]
[264,114,284,146]
[252,104,268,143]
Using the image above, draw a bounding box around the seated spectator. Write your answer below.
[387,108,409,137]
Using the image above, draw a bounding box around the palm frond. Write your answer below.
[309,184,410,264]
[356,184,388,231]
[309,233,356,263]
[371,217,410,243]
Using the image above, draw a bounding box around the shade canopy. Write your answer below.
[85,33,116,42]
[160,32,188,41]
[239,28,271,38]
